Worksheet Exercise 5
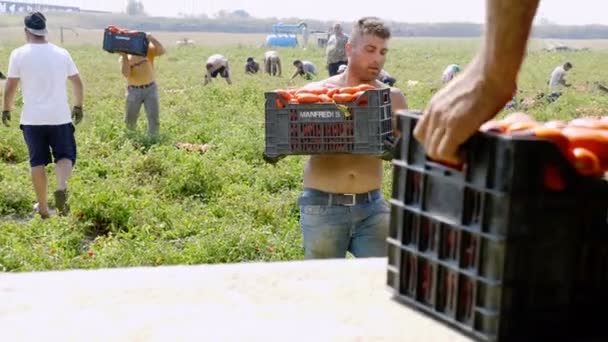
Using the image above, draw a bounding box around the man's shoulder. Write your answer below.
[12,44,27,52]
[389,86,405,95]
[388,86,407,108]
[45,44,73,60]
[10,44,29,57]
[147,45,157,58]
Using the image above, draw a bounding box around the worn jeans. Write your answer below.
[298,188,390,259]
[125,82,160,136]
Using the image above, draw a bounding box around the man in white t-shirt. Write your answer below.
[204,54,231,85]
[2,12,84,218]
[549,62,572,92]
[441,64,461,83]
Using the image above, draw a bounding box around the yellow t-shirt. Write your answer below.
[126,45,157,86]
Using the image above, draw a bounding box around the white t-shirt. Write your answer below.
[265,50,279,61]
[302,61,316,75]
[206,54,229,73]
[7,43,79,125]
[549,66,566,91]
[441,64,460,83]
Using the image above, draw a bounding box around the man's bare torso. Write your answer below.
[303,75,403,193]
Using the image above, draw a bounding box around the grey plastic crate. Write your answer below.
[264,88,393,158]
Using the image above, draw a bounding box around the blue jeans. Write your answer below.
[298,188,390,259]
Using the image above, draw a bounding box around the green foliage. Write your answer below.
[1,39,608,271]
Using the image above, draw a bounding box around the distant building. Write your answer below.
[0,1,80,13]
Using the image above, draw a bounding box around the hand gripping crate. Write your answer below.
[387,111,608,342]
[102,28,148,57]
[263,88,393,161]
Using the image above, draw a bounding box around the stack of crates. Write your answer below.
[387,111,608,341]
[263,88,393,161]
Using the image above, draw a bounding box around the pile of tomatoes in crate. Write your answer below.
[273,83,377,107]
[105,25,141,35]
[270,83,381,153]
[481,112,608,177]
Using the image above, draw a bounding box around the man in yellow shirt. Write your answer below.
[119,33,165,136]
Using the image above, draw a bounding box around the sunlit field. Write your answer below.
[2,24,608,271]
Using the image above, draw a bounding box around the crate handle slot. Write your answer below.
[424,159,465,176]
[383,91,390,104]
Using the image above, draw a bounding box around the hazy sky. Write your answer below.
[32,0,608,25]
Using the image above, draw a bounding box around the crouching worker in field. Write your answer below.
[547,61,572,103]
[119,33,165,136]
[245,57,259,74]
[2,12,84,218]
[441,63,461,84]
[264,50,282,77]
[204,54,232,85]
[290,59,317,81]
[297,17,407,259]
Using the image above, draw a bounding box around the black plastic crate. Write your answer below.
[387,111,608,342]
[263,88,392,159]
[102,29,148,57]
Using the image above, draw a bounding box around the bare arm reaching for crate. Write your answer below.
[413,0,541,164]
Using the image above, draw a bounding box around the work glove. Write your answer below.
[1,110,10,127]
[72,106,83,125]
[381,135,397,161]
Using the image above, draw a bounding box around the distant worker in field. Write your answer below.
[119,32,166,137]
[0,70,5,79]
[264,50,282,77]
[549,61,572,92]
[204,54,232,86]
[326,22,349,76]
[245,57,260,74]
[290,59,317,80]
[300,23,310,49]
[546,62,572,103]
[441,63,461,83]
